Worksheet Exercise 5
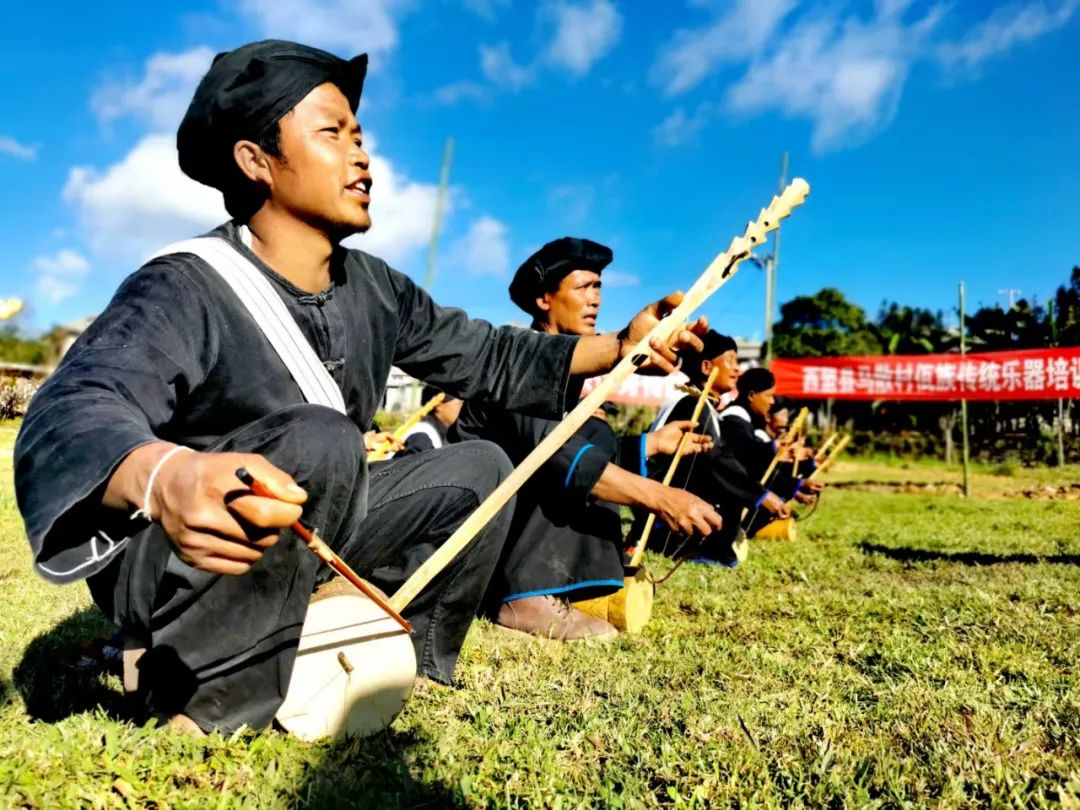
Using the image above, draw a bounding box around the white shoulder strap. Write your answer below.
[402,420,443,450]
[149,234,347,414]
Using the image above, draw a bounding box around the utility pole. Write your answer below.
[763,151,788,364]
[959,282,971,498]
[1049,299,1066,467]
[422,138,454,292]
[998,288,1021,308]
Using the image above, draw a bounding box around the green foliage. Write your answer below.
[0,326,48,365]
[772,287,883,358]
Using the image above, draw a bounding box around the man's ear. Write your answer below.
[534,293,552,314]
[700,357,713,380]
[233,139,274,186]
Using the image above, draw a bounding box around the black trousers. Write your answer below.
[88,404,513,732]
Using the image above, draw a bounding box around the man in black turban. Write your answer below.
[640,334,790,565]
[455,237,720,639]
[15,40,706,732]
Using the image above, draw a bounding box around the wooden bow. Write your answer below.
[369,392,447,462]
[628,366,720,568]
[804,434,851,482]
[813,432,838,464]
[388,178,811,614]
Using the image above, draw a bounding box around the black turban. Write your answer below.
[177,40,368,191]
[509,237,613,315]
[680,329,738,386]
[736,367,776,397]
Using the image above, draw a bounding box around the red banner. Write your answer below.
[772,347,1080,400]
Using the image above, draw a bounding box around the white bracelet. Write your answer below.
[131,445,192,522]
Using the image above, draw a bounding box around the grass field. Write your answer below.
[1,420,1078,807]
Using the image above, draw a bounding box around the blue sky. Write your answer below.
[1,0,1078,340]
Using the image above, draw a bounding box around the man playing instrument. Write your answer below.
[641,335,790,564]
[718,368,820,534]
[395,385,463,457]
[14,41,708,733]
[454,238,721,640]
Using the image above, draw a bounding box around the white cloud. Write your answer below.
[462,0,510,21]
[543,0,623,75]
[725,4,946,153]
[652,0,797,96]
[480,42,533,90]
[428,79,492,106]
[238,0,408,57]
[31,249,92,304]
[344,149,443,268]
[939,0,1078,70]
[548,184,595,225]
[652,102,717,147]
[444,216,511,277]
[603,270,639,288]
[0,135,37,161]
[63,134,228,261]
[91,47,215,131]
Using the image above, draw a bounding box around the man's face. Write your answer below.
[434,398,463,428]
[535,269,603,335]
[264,82,372,236]
[749,387,777,418]
[702,349,740,392]
[768,407,790,435]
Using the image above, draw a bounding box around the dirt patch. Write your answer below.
[830,480,1080,501]
[829,480,964,496]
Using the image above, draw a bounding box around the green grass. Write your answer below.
[1,445,1079,807]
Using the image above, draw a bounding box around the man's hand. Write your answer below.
[365,430,404,454]
[646,420,713,457]
[107,443,308,576]
[794,490,816,505]
[619,292,709,375]
[802,479,825,494]
[648,485,724,537]
[760,491,792,519]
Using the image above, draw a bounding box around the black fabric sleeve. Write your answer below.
[719,417,775,483]
[396,432,434,458]
[386,265,579,420]
[14,259,218,583]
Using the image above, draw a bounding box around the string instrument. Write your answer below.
[246,178,811,739]
[368,392,446,462]
[574,368,721,634]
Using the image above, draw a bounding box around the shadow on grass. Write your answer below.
[858,541,1080,567]
[292,730,466,809]
[11,605,130,723]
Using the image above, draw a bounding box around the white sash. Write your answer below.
[149,232,347,414]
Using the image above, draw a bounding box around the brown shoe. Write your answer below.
[496,595,617,642]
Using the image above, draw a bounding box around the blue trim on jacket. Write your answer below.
[639,433,648,478]
[563,443,594,487]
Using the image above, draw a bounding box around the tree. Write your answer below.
[874,303,948,355]
[0,326,48,365]
[772,288,882,358]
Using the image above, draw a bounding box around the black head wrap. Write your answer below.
[177,40,368,192]
[736,367,776,398]
[680,329,738,386]
[421,384,447,405]
[509,237,613,315]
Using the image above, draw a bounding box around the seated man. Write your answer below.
[454,237,720,640]
[718,368,816,534]
[396,385,463,457]
[641,334,790,563]
[14,41,704,733]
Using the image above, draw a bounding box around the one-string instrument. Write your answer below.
[574,367,720,634]
[368,392,447,462]
[742,407,808,542]
[814,432,838,464]
[803,433,851,483]
[259,178,811,740]
[236,469,417,741]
